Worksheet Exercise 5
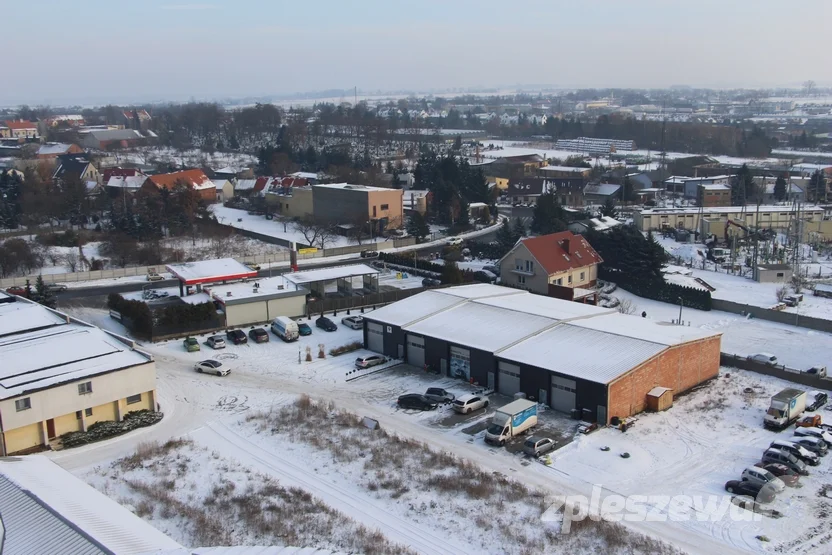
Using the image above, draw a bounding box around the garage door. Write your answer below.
[450,346,471,380]
[407,334,425,368]
[551,376,576,414]
[367,322,384,353]
[497,362,521,396]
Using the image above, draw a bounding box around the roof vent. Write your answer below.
[226,291,232,297]
[277,285,284,290]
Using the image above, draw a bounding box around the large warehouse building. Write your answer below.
[0,293,157,456]
[363,284,721,424]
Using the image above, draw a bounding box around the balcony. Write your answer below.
[511,266,536,276]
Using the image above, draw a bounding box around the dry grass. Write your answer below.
[246,395,684,554]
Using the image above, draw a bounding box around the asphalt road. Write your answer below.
[55,256,372,301]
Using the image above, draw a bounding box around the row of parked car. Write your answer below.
[397,389,490,414]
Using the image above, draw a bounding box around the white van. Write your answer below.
[271,316,299,342]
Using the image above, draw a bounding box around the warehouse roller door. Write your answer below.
[497,362,521,396]
[407,334,425,368]
[551,376,576,414]
[367,322,384,353]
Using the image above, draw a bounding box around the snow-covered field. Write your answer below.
[107,147,257,171]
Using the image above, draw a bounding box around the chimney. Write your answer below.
[560,237,570,254]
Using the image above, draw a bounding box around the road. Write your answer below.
[55,255,371,301]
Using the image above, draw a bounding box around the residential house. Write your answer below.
[403,189,430,215]
[3,120,38,139]
[102,167,145,182]
[538,165,592,179]
[290,171,321,184]
[697,183,731,207]
[490,154,545,178]
[568,216,622,235]
[583,183,621,203]
[758,177,806,204]
[0,123,8,138]
[141,169,216,202]
[507,177,586,207]
[213,177,234,203]
[44,115,85,127]
[312,183,404,232]
[123,109,152,130]
[105,175,145,195]
[37,143,83,159]
[498,231,603,296]
[53,156,100,186]
[266,182,314,219]
[395,172,414,189]
[234,177,269,197]
[663,175,731,198]
[81,129,146,150]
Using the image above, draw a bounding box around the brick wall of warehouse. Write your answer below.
[606,335,721,423]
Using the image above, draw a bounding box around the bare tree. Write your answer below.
[776,285,788,303]
[293,217,324,248]
[316,224,338,249]
[64,251,79,272]
[617,298,638,315]
[803,80,817,96]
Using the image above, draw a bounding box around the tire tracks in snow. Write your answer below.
[191,420,459,555]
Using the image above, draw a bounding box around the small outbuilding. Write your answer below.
[646,387,673,412]
[753,263,793,283]
[814,283,832,299]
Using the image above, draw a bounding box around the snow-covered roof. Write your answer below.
[213,165,240,174]
[584,183,621,196]
[37,143,74,156]
[700,183,730,190]
[432,283,521,300]
[284,264,378,285]
[290,171,319,179]
[0,320,152,400]
[161,547,344,555]
[106,175,145,189]
[0,456,183,555]
[498,323,667,384]
[648,386,672,397]
[0,298,68,338]
[234,178,258,191]
[166,258,258,285]
[313,182,392,192]
[364,290,467,327]
[539,165,591,173]
[473,293,612,321]
[213,178,230,189]
[639,204,823,215]
[568,312,718,346]
[206,275,305,304]
[815,283,832,294]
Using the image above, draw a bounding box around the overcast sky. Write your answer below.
[3,0,831,106]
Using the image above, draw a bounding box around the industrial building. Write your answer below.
[204,276,308,326]
[0,293,157,456]
[362,284,721,424]
[633,205,825,236]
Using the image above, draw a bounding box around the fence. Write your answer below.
[720,353,829,389]
[306,287,426,316]
[712,298,832,334]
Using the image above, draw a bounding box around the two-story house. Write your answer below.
[498,231,603,296]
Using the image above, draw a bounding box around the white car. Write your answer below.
[749,353,778,365]
[446,237,463,246]
[194,359,231,376]
[794,426,832,445]
[740,467,785,493]
[341,316,364,330]
[452,394,489,414]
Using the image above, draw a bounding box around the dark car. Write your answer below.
[724,480,776,504]
[397,394,438,411]
[297,322,312,336]
[423,387,455,404]
[225,329,248,345]
[360,250,378,258]
[807,391,829,412]
[316,316,337,332]
[754,463,801,487]
[248,328,270,343]
[422,277,441,287]
[45,283,68,293]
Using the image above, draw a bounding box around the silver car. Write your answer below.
[341,316,364,330]
[523,436,556,457]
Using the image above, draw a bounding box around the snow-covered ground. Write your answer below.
[107,147,257,171]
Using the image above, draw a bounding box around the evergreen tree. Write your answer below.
[809,170,827,203]
[406,212,430,242]
[600,197,618,218]
[530,192,567,235]
[496,218,516,252]
[512,218,526,240]
[773,176,787,202]
[730,164,756,206]
[34,274,56,309]
[440,259,464,285]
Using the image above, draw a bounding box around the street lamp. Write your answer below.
[678,297,684,325]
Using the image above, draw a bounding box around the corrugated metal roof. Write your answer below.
[472,294,612,321]
[498,323,667,384]
[434,283,525,300]
[158,547,344,555]
[0,456,183,554]
[0,475,109,555]
[363,290,465,327]
[568,312,719,346]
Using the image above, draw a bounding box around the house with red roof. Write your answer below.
[498,230,603,297]
[2,120,38,139]
[140,169,216,202]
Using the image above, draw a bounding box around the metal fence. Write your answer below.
[712,298,832,334]
[720,353,829,389]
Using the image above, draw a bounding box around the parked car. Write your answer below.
[355,354,387,369]
[482,264,500,276]
[423,387,455,404]
[452,394,489,414]
[807,391,829,411]
[45,283,68,293]
[754,463,801,487]
[341,316,364,330]
[245,263,261,271]
[194,359,231,376]
[397,394,438,411]
[794,426,832,445]
[797,414,822,428]
[421,278,441,287]
[248,327,270,343]
[788,434,828,456]
[447,237,463,246]
[5,286,28,297]
[360,250,378,258]
[225,329,248,345]
[770,439,820,466]
[724,480,776,503]
[749,353,778,365]
[740,467,785,493]
[316,316,337,332]
[297,322,313,336]
[206,335,226,349]
[183,337,200,352]
[761,448,808,475]
[807,366,828,378]
[523,436,556,457]
[146,273,164,282]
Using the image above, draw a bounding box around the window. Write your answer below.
[15,397,31,411]
[126,393,142,405]
[76,410,82,420]
[524,260,534,273]
[776,272,784,278]
[85,407,93,417]
[517,275,526,284]
[515,258,523,271]
[78,381,92,395]
[372,206,377,217]
[568,275,573,284]
[380,204,389,210]
[580,272,585,281]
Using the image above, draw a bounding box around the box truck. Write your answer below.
[484,399,537,446]
[271,316,299,342]
[764,388,806,430]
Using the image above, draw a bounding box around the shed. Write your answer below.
[646,387,673,412]
[754,263,793,284]
[814,283,832,299]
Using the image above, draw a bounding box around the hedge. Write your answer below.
[377,253,493,284]
[107,293,153,338]
[60,410,163,449]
